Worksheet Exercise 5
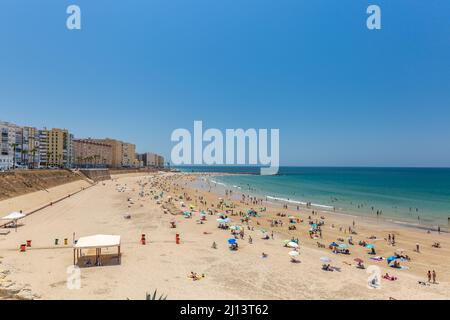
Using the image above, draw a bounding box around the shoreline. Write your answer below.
[194,173,449,234]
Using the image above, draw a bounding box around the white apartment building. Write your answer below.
[0,121,17,170]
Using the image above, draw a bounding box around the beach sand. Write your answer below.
[0,172,449,300]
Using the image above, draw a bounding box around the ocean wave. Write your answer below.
[210,179,227,187]
[266,196,307,206]
[265,196,334,210]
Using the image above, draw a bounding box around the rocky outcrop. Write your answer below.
[0,268,40,300]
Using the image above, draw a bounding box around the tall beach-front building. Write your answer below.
[137,152,165,168]
[39,128,74,168]
[73,139,113,167]
[93,138,136,168]
[0,121,17,170]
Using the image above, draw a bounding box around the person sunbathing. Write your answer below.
[322,264,333,271]
[383,273,398,281]
[189,272,201,281]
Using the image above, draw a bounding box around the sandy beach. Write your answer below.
[1,172,450,300]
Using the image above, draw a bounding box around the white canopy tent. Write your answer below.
[1,211,26,220]
[1,211,26,230]
[73,234,121,266]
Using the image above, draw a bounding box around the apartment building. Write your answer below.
[94,138,136,168]
[44,128,74,168]
[73,139,113,167]
[121,142,136,167]
[0,121,16,170]
[15,126,40,168]
[137,152,165,168]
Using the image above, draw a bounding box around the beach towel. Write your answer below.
[390,265,409,270]
[370,257,384,261]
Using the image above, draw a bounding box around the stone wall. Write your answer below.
[0,170,82,201]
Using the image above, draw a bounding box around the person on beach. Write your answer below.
[432,270,436,283]
[427,270,432,282]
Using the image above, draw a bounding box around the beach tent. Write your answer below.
[73,234,121,266]
[1,212,26,229]
[1,211,26,221]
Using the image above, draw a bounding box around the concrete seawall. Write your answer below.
[0,170,83,201]
[79,169,111,182]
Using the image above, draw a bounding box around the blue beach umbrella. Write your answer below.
[329,242,339,247]
[228,238,237,245]
[387,256,398,265]
[365,244,375,249]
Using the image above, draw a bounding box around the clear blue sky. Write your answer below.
[0,0,449,166]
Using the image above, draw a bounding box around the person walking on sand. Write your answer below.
[427,270,432,282]
[432,270,436,283]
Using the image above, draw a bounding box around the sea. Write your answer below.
[177,166,450,229]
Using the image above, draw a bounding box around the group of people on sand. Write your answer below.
[427,270,437,283]
[165,173,446,291]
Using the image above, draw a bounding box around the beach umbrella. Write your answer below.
[287,241,299,248]
[288,216,295,219]
[365,244,375,249]
[354,258,364,264]
[288,251,299,257]
[217,218,225,223]
[338,243,348,249]
[329,242,339,247]
[223,218,231,223]
[387,256,398,265]
[228,238,237,245]
[320,257,331,263]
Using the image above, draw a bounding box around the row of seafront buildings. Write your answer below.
[0,120,164,170]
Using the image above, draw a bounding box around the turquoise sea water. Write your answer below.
[179,167,450,228]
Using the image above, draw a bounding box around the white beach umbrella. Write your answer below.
[320,256,331,263]
[288,251,299,257]
[287,241,299,248]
